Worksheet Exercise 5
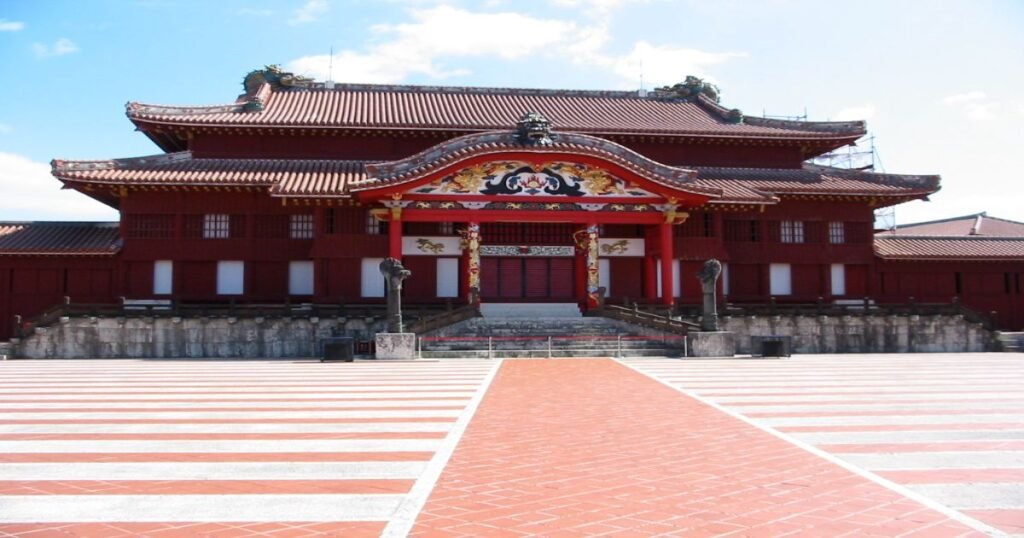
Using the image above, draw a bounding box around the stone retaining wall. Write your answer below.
[13,316,386,359]
[712,314,993,354]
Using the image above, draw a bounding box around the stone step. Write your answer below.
[997,332,1024,352]
[480,303,581,318]
[419,348,683,359]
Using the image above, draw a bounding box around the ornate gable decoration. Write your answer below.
[411,161,660,198]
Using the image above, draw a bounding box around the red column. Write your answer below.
[660,222,674,305]
[388,215,402,260]
[643,252,657,300]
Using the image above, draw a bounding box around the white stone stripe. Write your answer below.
[618,359,1005,537]
[0,494,403,523]
[655,379,1024,388]
[0,461,426,481]
[795,430,1024,444]
[0,399,470,410]
[0,391,476,401]
[0,385,479,393]
[0,381,486,388]
[759,414,1024,427]
[383,360,503,537]
[728,402,1024,413]
[684,387,1022,395]
[714,393,1024,403]
[837,451,1024,470]
[0,410,463,420]
[0,439,441,453]
[0,422,454,434]
[907,483,1024,510]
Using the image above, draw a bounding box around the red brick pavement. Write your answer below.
[411,359,983,537]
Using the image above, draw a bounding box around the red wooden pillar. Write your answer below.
[643,252,657,300]
[388,215,403,260]
[660,222,674,305]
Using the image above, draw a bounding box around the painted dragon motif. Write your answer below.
[600,239,630,255]
[416,238,445,254]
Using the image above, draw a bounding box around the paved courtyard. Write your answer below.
[0,354,1019,537]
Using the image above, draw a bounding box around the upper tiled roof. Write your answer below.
[874,235,1024,260]
[890,212,1024,237]
[54,151,937,203]
[0,222,121,256]
[126,82,866,142]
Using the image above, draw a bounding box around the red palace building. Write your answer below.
[0,68,1021,341]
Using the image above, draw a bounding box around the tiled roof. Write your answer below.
[0,222,121,256]
[890,212,1024,237]
[126,83,865,141]
[874,235,1024,260]
[53,152,939,202]
[52,152,368,194]
[692,164,939,202]
[355,130,716,197]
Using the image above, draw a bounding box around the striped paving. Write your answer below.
[0,359,498,536]
[628,353,1024,536]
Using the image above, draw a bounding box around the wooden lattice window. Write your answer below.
[780,220,804,243]
[126,214,174,239]
[724,219,760,242]
[829,221,845,244]
[290,214,314,239]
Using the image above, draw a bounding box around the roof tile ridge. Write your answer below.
[298,81,643,99]
[52,151,192,172]
[892,212,989,229]
[981,214,1024,226]
[726,99,866,134]
[126,99,242,117]
[876,234,1024,241]
[803,163,940,188]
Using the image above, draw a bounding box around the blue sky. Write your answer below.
[1,0,1021,224]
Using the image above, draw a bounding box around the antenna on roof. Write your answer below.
[326,45,335,88]
[637,60,647,97]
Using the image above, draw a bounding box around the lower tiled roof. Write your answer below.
[874,235,1024,260]
[54,152,937,203]
[0,222,121,256]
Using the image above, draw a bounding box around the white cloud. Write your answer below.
[941,90,1001,121]
[0,153,118,221]
[288,5,744,87]
[0,19,25,31]
[941,91,986,106]
[32,38,79,58]
[290,0,328,25]
[290,6,578,82]
[591,41,746,88]
[835,104,876,121]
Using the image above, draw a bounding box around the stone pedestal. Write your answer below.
[375,333,416,360]
[688,331,736,357]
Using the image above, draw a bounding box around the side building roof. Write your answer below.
[875,212,1024,261]
[0,222,121,256]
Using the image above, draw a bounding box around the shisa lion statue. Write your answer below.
[696,258,723,332]
[379,257,412,333]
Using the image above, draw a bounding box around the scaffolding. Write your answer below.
[762,109,895,232]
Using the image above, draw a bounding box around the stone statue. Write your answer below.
[696,258,723,332]
[379,257,412,333]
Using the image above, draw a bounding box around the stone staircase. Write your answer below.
[419,304,685,358]
[996,332,1024,352]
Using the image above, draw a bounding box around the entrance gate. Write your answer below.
[480,257,575,301]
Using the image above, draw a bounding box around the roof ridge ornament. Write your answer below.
[655,76,720,103]
[243,65,314,95]
[516,112,554,146]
